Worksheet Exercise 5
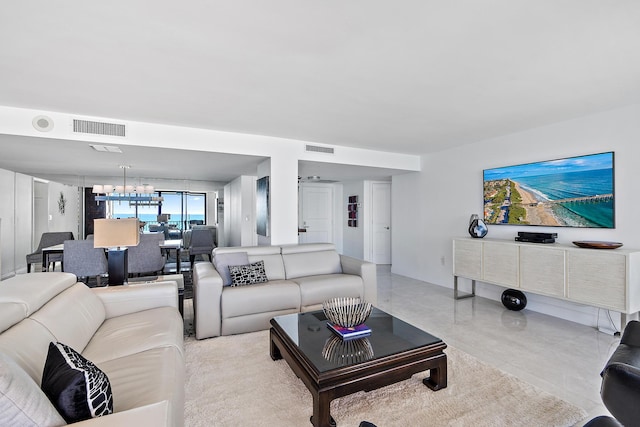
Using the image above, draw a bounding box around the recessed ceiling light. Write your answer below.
[90,144,123,153]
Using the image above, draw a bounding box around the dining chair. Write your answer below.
[26,231,74,272]
[188,228,215,269]
[62,239,108,286]
[127,233,166,276]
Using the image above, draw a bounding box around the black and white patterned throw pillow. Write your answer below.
[229,260,268,286]
[41,342,113,423]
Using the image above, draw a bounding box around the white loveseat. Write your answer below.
[192,243,377,339]
[0,272,184,426]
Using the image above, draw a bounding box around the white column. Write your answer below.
[269,154,299,245]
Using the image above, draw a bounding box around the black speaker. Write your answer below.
[501,289,527,311]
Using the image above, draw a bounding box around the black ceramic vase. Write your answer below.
[468,214,488,238]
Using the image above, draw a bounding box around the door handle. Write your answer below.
[385,227,390,230]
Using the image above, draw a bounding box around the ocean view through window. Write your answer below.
[112,191,206,231]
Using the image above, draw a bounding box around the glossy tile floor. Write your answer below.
[374,266,618,425]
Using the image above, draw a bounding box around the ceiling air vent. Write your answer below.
[73,119,126,137]
[305,144,334,154]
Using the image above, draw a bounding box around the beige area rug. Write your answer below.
[184,331,587,427]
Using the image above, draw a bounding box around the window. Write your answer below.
[110,191,206,232]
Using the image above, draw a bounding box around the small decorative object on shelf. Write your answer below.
[322,335,374,365]
[468,214,488,238]
[572,241,623,249]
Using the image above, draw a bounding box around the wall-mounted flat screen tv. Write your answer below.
[483,152,614,228]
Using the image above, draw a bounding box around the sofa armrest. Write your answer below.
[70,401,170,426]
[340,255,377,305]
[193,262,223,339]
[600,362,640,426]
[621,320,640,347]
[93,281,178,319]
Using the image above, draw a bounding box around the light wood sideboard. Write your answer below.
[452,237,640,324]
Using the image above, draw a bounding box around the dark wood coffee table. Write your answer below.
[270,308,447,427]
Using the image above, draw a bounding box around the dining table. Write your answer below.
[41,243,65,272]
[159,239,184,273]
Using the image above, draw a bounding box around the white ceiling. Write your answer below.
[1,1,639,182]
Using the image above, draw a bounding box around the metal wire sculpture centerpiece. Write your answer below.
[322,336,374,366]
[322,297,373,328]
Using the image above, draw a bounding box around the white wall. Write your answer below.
[223,175,257,247]
[14,174,33,272]
[391,172,422,272]
[0,106,421,246]
[0,168,18,278]
[0,166,88,278]
[393,104,640,329]
[0,170,34,278]
[47,182,80,239]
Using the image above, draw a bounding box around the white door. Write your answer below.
[371,182,391,264]
[299,184,333,244]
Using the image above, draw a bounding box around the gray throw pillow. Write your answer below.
[214,252,249,286]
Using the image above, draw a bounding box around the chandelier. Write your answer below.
[92,165,163,206]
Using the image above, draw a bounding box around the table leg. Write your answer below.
[311,392,335,427]
[454,276,476,300]
[422,353,448,391]
[270,331,282,361]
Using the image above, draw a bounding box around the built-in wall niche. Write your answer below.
[348,195,358,227]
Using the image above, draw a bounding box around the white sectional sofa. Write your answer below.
[192,243,377,339]
[0,272,184,426]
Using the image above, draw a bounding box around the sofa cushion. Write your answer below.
[0,302,26,334]
[222,280,301,318]
[214,252,249,286]
[31,283,106,354]
[247,254,286,281]
[282,249,342,279]
[281,243,337,254]
[41,342,113,423]
[0,318,58,384]
[215,246,286,280]
[82,307,184,365]
[229,261,268,286]
[98,346,184,427]
[0,272,77,316]
[0,352,66,427]
[294,274,364,308]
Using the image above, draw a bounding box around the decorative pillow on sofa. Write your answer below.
[214,252,249,286]
[41,342,113,423]
[1,353,66,426]
[229,260,268,286]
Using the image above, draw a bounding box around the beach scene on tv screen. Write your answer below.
[483,152,614,228]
